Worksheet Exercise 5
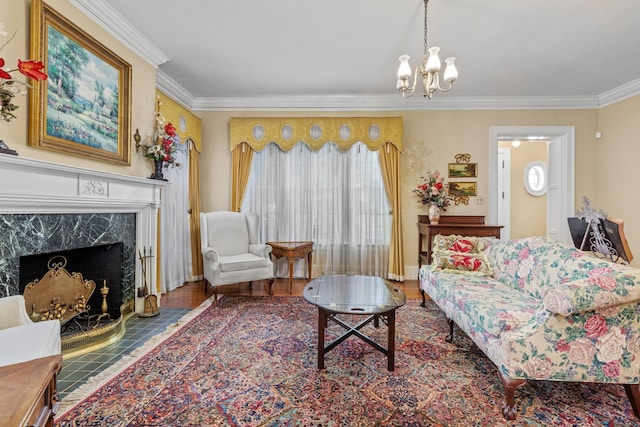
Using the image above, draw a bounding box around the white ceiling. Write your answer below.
[72,0,640,110]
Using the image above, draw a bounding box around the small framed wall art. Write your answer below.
[449,181,477,197]
[448,162,477,178]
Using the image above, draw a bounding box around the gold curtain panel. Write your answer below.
[229,117,403,152]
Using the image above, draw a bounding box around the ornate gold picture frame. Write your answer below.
[449,181,478,197]
[29,0,131,165]
[448,162,477,178]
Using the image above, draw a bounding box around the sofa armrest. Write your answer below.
[202,247,220,270]
[0,295,33,329]
[249,244,272,258]
[543,271,640,316]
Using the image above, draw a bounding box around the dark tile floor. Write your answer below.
[58,308,191,399]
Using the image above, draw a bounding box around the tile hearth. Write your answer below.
[58,308,190,399]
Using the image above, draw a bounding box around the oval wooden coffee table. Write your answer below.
[303,275,406,371]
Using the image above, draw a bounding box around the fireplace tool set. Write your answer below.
[138,247,159,317]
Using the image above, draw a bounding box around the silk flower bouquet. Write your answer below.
[145,111,179,164]
[413,170,451,209]
[0,24,48,123]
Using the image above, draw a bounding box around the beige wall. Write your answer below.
[503,141,548,239]
[198,108,603,275]
[598,95,640,267]
[2,0,157,178]
[5,0,636,271]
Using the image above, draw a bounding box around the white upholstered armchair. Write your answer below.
[200,211,274,303]
[0,295,61,367]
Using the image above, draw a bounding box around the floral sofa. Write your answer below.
[419,235,640,420]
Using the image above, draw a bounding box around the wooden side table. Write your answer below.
[267,241,314,294]
[0,354,63,427]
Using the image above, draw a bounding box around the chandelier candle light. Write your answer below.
[396,0,458,99]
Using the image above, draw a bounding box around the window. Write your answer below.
[523,160,547,196]
[242,142,391,277]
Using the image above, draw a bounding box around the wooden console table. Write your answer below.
[0,354,62,427]
[418,215,503,267]
[267,241,314,294]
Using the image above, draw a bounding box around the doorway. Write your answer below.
[489,126,575,244]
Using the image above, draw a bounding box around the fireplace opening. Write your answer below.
[19,243,124,330]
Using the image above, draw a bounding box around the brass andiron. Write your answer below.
[101,281,109,314]
[90,280,111,328]
[138,247,159,318]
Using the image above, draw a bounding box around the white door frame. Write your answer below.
[497,147,511,240]
[489,126,575,243]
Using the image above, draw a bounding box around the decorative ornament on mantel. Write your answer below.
[0,22,48,155]
[150,159,165,181]
[0,139,17,156]
[137,99,180,181]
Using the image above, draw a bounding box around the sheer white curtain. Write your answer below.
[160,143,192,292]
[242,142,391,278]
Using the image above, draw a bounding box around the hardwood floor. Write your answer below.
[161,277,422,309]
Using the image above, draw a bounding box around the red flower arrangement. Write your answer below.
[0,27,48,122]
[145,111,180,163]
[413,170,452,209]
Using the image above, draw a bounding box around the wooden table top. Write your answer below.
[0,354,62,427]
[266,241,313,250]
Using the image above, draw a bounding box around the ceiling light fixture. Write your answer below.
[396,0,458,99]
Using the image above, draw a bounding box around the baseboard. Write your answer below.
[404,265,419,281]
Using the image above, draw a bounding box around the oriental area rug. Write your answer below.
[55,296,639,426]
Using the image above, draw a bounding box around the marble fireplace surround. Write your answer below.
[0,155,167,314]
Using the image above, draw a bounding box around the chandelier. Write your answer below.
[396,0,458,99]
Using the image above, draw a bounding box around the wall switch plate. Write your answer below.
[476,196,484,205]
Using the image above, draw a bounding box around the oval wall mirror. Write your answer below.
[523,160,547,196]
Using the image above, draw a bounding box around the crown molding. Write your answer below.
[68,0,169,68]
[68,0,636,112]
[598,78,640,107]
[189,94,601,111]
[155,71,195,110]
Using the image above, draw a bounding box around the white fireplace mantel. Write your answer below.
[0,155,167,212]
[0,154,168,313]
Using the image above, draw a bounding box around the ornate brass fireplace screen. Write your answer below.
[22,256,100,330]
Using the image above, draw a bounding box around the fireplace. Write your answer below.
[19,243,125,323]
[0,155,167,316]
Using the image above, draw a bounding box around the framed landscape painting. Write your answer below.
[29,0,131,165]
[448,163,477,177]
[449,182,478,197]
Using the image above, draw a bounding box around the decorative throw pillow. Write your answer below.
[431,250,494,277]
[432,234,489,254]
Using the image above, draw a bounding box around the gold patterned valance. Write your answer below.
[156,90,203,151]
[229,117,403,152]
